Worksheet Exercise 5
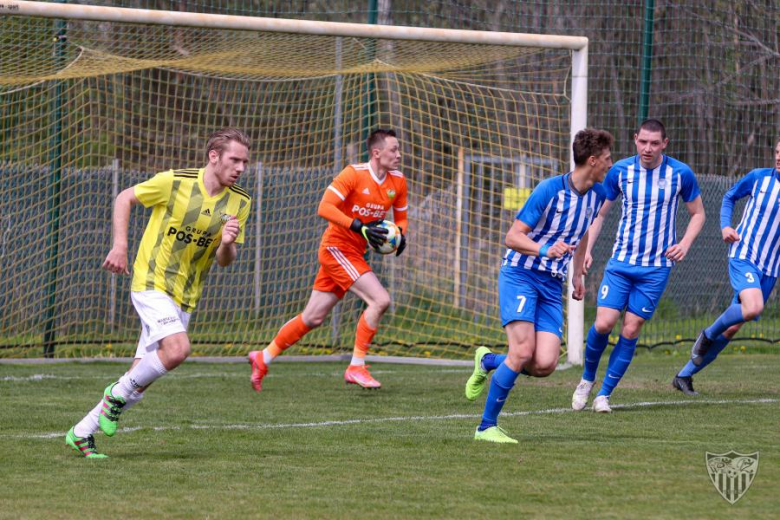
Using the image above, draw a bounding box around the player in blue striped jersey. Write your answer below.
[465,128,613,444]
[673,139,780,395]
[571,119,706,413]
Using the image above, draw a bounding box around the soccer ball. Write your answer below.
[375,220,401,255]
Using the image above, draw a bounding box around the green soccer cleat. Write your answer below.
[98,383,126,437]
[474,425,518,444]
[465,346,492,401]
[65,427,108,459]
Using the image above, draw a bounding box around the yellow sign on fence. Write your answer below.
[503,187,531,211]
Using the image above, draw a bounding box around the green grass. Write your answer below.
[1,351,779,519]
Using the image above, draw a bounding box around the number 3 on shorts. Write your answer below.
[600,284,609,300]
[745,272,755,284]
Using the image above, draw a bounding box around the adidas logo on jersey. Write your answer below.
[362,188,370,195]
[201,208,211,216]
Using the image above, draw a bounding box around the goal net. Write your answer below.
[0,2,587,360]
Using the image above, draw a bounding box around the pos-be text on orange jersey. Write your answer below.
[318,162,408,255]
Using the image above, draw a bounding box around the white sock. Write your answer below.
[350,356,365,367]
[262,350,272,365]
[73,400,103,438]
[73,389,144,438]
[114,351,167,400]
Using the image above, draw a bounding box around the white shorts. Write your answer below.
[131,290,191,359]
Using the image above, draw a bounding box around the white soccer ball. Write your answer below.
[375,220,401,255]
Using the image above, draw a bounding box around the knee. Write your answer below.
[742,300,763,321]
[302,307,329,328]
[620,327,640,340]
[530,361,556,377]
[370,294,392,315]
[167,339,191,365]
[620,320,643,339]
[506,350,532,371]
[593,317,614,335]
[305,314,326,328]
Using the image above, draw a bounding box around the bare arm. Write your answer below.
[722,226,740,243]
[102,187,139,275]
[505,219,572,258]
[665,196,705,262]
[582,198,614,275]
[572,231,588,277]
[570,230,589,300]
[216,217,239,267]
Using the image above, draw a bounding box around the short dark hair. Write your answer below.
[367,128,397,153]
[572,128,614,166]
[206,128,251,159]
[638,119,666,139]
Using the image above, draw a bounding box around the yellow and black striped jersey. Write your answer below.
[131,167,251,311]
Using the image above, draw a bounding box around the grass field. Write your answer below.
[1,350,778,519]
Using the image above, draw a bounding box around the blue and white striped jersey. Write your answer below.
[502,173,606,277]
[722,168,780,277]
[605,155,700,267]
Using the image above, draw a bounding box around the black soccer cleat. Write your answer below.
[672,375,699,396]
[690,330,713,366]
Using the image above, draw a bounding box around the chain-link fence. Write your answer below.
[2,1,779,353]
[83,0,780,347]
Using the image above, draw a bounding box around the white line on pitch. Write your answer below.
[0,363,574,383]
[17,398,778,440]
[0,368,474,383]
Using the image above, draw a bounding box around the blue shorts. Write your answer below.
[596,259,672,320]
[498,267,564,337]
[729,258,777,315]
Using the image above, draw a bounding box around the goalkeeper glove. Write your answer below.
[395,228,407,257]
[350,218,387,250]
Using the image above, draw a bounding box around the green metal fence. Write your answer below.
[2,1,779,354]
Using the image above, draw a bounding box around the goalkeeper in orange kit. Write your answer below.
[249,129,408,389]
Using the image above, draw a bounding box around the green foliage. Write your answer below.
[3,0,780,354]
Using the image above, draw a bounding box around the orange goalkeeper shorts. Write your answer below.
[314,245,372,299]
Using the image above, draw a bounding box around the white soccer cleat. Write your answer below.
[571,379,595,411]
[592,395,612,413]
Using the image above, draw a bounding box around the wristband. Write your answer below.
[539,243,550,258]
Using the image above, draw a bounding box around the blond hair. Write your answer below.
[206,128,251,159]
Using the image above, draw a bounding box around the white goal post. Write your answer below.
[1,0,588,364]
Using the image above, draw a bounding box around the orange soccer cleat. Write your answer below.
[344,365,382,389]
[248,351,268,392]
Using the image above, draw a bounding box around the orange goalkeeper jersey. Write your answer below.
[318,162,409,255]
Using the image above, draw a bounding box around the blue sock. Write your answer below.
[481,353,506,372]
[597,335,639,397]
[478,362,520,431]
[482,354,531,376]
[705,304,744,339]
[583,325,611,382]
[678,335,730,377]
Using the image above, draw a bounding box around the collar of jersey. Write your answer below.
[565,172,590,197]
[633,154,668,174]
[198,167,228,201]
[367,162,387,185]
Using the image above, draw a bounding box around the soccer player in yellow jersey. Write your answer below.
[65,128,252,458]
